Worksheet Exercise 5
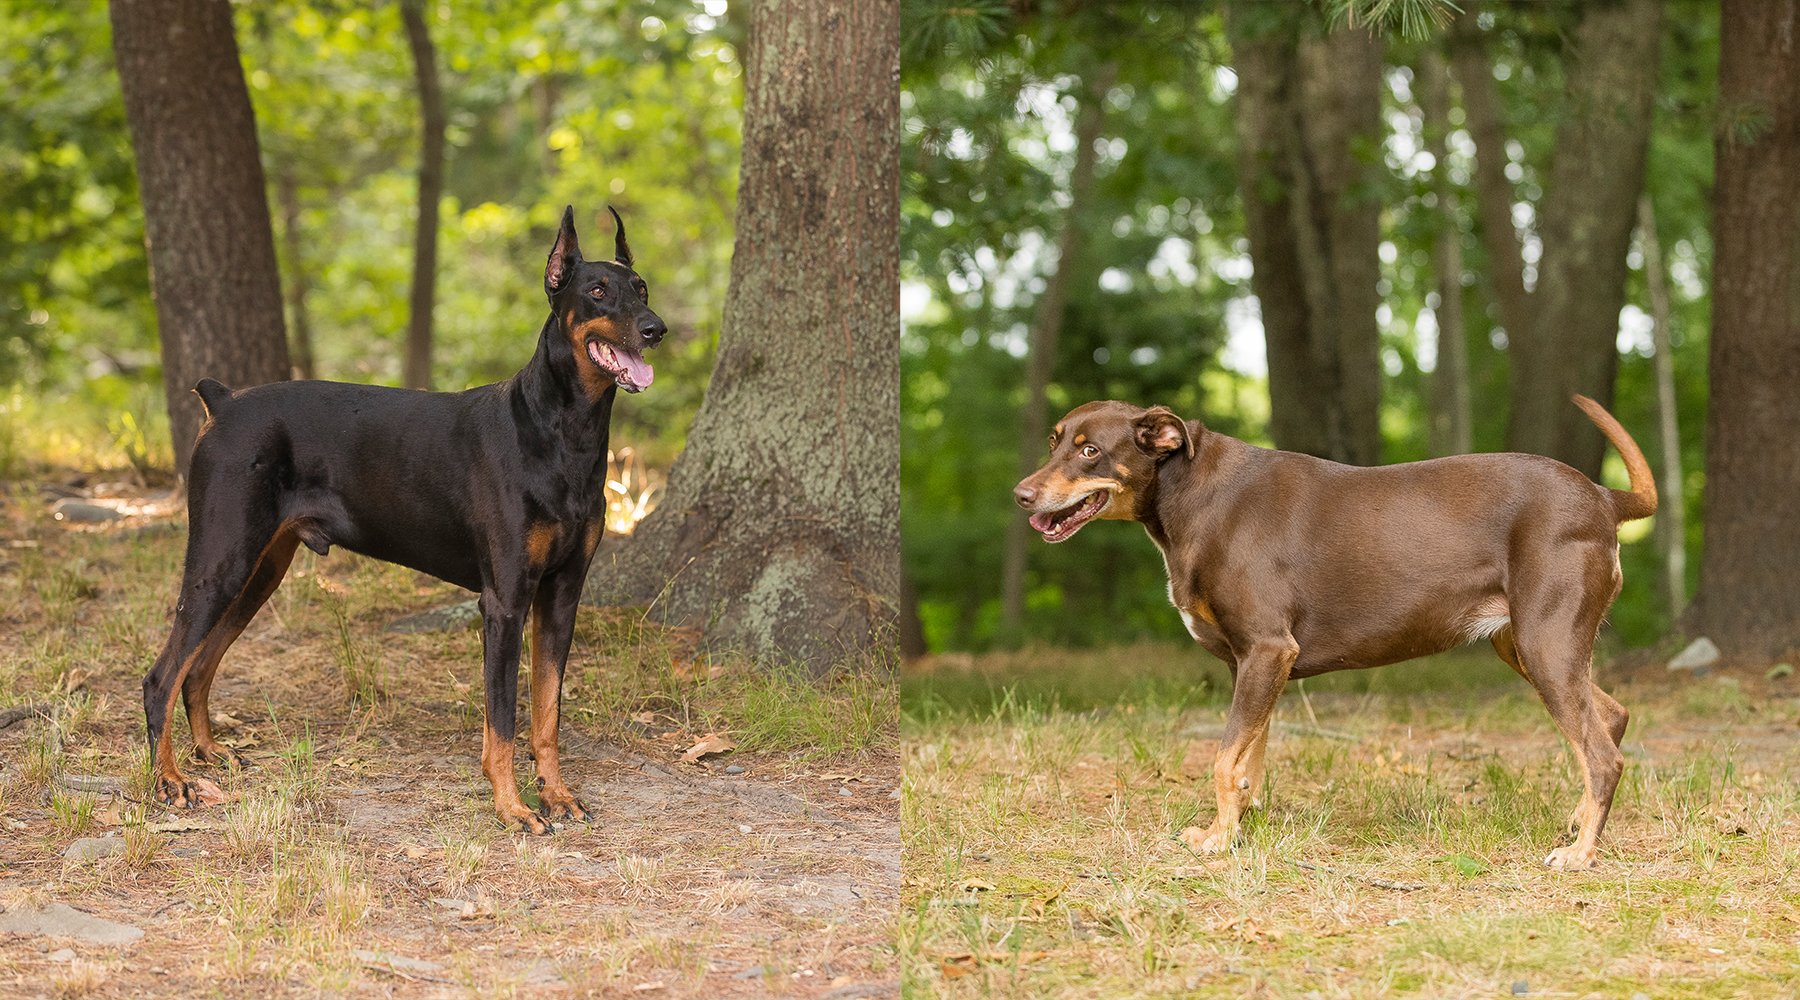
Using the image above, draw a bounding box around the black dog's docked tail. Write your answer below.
[193,378,234,419]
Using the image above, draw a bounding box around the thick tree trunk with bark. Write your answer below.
[400,0,445,391]
[1504,0,1661,477]
[1230,8,1384,465]
[110,0,290,477]
[1447,7,1532,344]
[586,0,898,671]
[277,171,316,381]
[1419,50,1472,456]
[1689,0,1800,658]
[1638,195,1685,618]
[997,64,1112,636]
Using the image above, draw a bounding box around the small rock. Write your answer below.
[1668,637,1721,671]
[888,788,902,801]
[836,786,852,798]
[354,949,446,976]
[384,599,481,634]
[1511,981,1529,996]
[724,765,745,775]
[62,838,126,863]
[51,499,122,524]
[47,948,75,963]
[54,774,122,795]
[738,824,753,834]
[0,903,143,945]
[170,848,203,859]
[734,965,768,981]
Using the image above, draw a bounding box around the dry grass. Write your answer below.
[0,479,898,998]
[902,644,1800,997]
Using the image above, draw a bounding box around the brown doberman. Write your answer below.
[142,206,664,833]
[1013,395,1655,870]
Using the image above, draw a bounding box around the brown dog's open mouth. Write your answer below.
[588,340,654,393]
[1028,491,1109,543]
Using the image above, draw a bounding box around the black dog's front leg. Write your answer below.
[528,561,590,822]
[479,585,551,835]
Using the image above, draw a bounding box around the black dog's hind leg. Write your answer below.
[181,528,299,768]
[479,581,552,834]
[528,557,591,822]
[143,479,287,806]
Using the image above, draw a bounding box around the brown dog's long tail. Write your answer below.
[1572,394,1657,521]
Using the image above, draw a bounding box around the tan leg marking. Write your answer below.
[529,614,587,822]
[482,715,549,835]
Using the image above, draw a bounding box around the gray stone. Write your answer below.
[47,948,75,962]
[51,499,122,524]
[354,950,446,975]
[385,599,482,634]
[724,765,746,775]
[1668,637,1721,671]
[62,838,125,863]
[54,774,122,795]
[0,903,143,945]
[837,786,852,797]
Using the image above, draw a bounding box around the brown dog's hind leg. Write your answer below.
[183,527,300,768]
[1182,635,1296,854]
[527,565,589,823]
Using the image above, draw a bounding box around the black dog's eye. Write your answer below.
[1080,444,1100,459]
[590,284,606,298]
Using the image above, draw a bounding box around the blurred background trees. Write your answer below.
[901,0,1793,660]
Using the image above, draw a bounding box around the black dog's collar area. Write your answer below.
[587,338,653,393]
[1030,490,1110,543]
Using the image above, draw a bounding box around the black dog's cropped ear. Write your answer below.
[1134,405,1196,460]
[608,205,633,268]
[545,205,581,295]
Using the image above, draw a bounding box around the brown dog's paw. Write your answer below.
[1542,844,1597,871]
[155,775,226,809]
[1179,823,1235,854]
[498,805,555,836]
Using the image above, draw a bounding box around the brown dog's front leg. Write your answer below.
[1182,636,1297,854]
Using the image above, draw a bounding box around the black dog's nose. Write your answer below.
[1014,484,1037,509]
[638,315,667,345]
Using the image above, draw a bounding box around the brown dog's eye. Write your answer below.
[1080,444,1100,459]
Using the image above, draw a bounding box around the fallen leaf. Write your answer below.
[630,711,658,726]
[679,733,735,764]
[941,951,1051,978]
[60,669,93,694]
[954,877,997,893]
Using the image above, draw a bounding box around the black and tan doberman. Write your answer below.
[143,206,665,833]
[1014,395,1654,870]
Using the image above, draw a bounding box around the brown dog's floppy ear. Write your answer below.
[608,205,633,268]
[545,205,581,296]
[1134,405,1195,460]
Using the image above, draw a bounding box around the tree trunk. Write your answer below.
[1638,194,1685,619]
[1447,6,1532,345]
[110,0,290,478]
[1418,49,1472,456]
[400,0,445,391]
[997,63,1113,636]
[277,171,316,381]
[1505,0,1662,477]
[1230,8,1383,465]
[585,0,899,671]
[1688,0,1800,658]
[899,568,927,660]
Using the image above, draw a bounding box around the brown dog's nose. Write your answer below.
[1013,484,1037,509]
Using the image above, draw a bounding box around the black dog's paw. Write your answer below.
[155,775,226,809]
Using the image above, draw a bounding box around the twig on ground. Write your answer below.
[0,703,51,732]
[1292,858,1425,892]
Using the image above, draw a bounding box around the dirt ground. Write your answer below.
[0,481,899,998]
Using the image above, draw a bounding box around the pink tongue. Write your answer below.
[1028,512,1054,533]
[613,347,654,389]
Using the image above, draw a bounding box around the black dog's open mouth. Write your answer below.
[588,340,654,393]
[1028,491,1110,543]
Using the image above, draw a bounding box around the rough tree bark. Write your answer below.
[997,64,1113,636]
[1418,50,1472,456]
[585,0,899,671]
[1688,0,1800,658]
[1230,7,1384,465]
[110,0,290,478]
[1638,194,1685,618]
[277,171,316,381]
[400,0,445,391]
[1447,7,1532,345]
[1505,0,1662,477]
